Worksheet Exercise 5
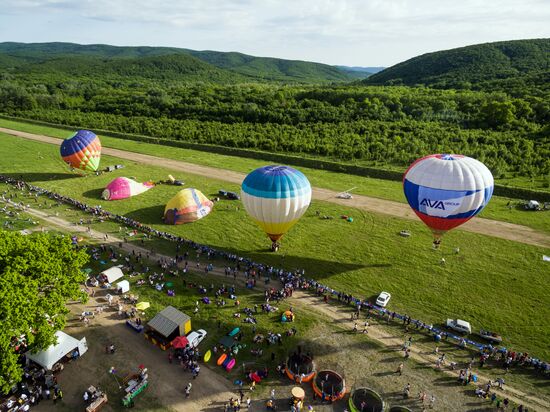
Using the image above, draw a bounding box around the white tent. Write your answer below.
[26,331,88,370]
[116,280,130,294]
[100,266,124,283]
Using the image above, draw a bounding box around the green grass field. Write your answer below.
[1,118,549,233]
[1,132,549,361]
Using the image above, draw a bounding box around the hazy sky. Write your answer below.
[1,0,549,66]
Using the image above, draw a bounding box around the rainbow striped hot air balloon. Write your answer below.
[403,154,494,246]
[60,130,101,173]
[101,177,154,201]
[164,188,213,224]
[241,165,311,250]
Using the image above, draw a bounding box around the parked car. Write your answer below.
[218,189,240,200]
[186,329,207,348]
[376,291,391,307]
[446,319,472,334]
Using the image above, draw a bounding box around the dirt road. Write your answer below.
[8,200,547,411]
[1,127,549,248]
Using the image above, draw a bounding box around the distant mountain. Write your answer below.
[365,39,550,88]
[335,65,385,79]
[0,42,357,83]
[183,50,354,82]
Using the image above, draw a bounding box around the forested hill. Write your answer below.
[15,54,249,83]
[365,39,550,90]
[0,42,355,83]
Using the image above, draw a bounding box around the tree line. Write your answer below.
[0,76,548,179]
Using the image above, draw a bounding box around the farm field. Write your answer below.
[1,132,549,363]
[1,118,549,234]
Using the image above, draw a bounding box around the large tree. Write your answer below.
[0,230,88,392]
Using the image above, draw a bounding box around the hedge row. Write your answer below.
[1,114,549,202]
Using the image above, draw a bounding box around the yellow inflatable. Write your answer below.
[164,188,213,224]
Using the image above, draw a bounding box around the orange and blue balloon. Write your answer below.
[403,154,493,243]
[241,165,311,246]
[60,130,101,172]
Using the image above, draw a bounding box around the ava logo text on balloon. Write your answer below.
[420,199,461,210]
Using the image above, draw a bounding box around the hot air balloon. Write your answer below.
[101,177,154,201]
[403,154,494,247]
[60,130,101,173]
[241,165,311,251]
[164,188,213,224]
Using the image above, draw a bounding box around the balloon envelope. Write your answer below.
[102,177,154,200]
[164,188,213,224]
[403,154,493,237]
[60,130,101,172]
[241,165,311,242]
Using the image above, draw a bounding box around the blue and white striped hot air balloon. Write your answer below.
[403,154,494,246]
[241,165,311,250]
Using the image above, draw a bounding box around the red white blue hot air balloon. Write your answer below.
[241,165,311,251]
[60,130,101,173]
[403,154,493,245]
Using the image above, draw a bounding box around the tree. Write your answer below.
[0,231,88,392]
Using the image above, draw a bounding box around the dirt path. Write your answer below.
[7,200,547,411]
[2,127,549,248]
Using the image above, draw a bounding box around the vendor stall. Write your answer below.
[145,306,191,350]
[121,367,149,407]
[85,385,108,412]
[26,331,88,370]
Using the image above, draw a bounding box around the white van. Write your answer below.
[446,319,472,334]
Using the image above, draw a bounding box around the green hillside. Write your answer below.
[184,49,353,82]
[16,54,246,83]
[0,42,355,83]
[365,39,550,90]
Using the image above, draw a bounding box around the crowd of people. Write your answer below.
[1,174,549,380]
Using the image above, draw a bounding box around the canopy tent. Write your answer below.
[100,266,124,283]
[26,331,88,370]
[116,280,130,294]
[219,335,236,349]
[147,306,191,338]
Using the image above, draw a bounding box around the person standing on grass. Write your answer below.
[353,322,358,333]
[185,382,192,398]
[429,394,435,409]
[403,383,410,399]
[419,391,427,404]
[396,362,404,376]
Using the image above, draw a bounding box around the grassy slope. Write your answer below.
[1,133,549,360]
[1,118,548,233]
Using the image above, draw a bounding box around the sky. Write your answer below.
[1,0,549,67]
